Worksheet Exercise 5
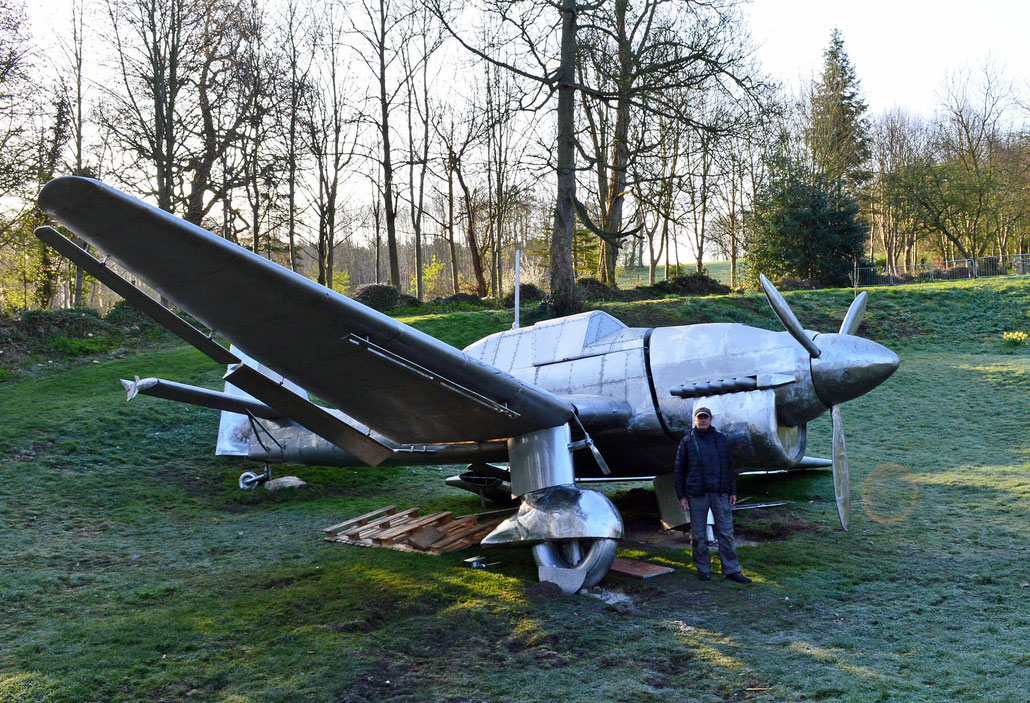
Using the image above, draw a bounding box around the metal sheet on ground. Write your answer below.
[609,557,675,579]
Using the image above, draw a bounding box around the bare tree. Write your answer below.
[400,3,442,300]
[274,0,315,272]
[909,67,1019,261]
[56,0,92,304]
[238,0,284,259]
[349,0,422,291]
[306,1,357,289]
[100,0,259,224]
[0,0,38,246]
[868,109,927,272]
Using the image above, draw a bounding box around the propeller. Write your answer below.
[839,291,867,336]
[759,275,874,532]
[759,274,821,357]
[831,405,851,531]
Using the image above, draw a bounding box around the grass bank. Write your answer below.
[1,276,1028,702]
[400,276,1030,354]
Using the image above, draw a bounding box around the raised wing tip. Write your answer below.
[38,176,97,211]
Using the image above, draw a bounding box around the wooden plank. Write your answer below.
[324,505,397,536]
[375,511,452,544]
[609,557,675,579]
[340,508,419,540]
[373,511,452,545]
[430,519,493,551]
[469,519,505,540]
[440,515,478,535]
[324,508,504,555]
[408,525,447,550]
[438,538,473,553]
[431,518,505,554]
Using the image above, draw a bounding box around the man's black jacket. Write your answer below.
[673,427,736,499]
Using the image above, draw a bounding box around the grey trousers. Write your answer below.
[688,492,741,576]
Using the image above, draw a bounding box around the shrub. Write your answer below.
[397,293,421,309]
[45,335,119,356]
[105,300,157,331]
[18,307,112,339]
[442,292,483,306]
[352,284,401,312]
[772,277,818,291]
[576,277,620,301]
[502,283,545,308]
[651,273,731,296]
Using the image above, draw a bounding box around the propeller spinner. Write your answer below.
[759,275,898,531]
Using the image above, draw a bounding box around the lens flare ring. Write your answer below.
[861,463,918,524]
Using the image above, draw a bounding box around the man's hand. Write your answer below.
[729,495,737,506]
[680,498,689,511]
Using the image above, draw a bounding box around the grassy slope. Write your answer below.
[617,261,735,286]
[1,277,1028,702]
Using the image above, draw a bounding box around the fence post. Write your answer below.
[968,260,973,279]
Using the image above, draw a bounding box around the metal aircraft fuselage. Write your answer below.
[36,176,900,589]
[227,310,897,480]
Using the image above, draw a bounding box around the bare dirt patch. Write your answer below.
[11,439,55,462]
[613,488,825,549]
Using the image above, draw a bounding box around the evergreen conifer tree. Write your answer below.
[808,29,871,193]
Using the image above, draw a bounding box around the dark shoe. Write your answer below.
[697,572,711,581]
[725,572,752,584]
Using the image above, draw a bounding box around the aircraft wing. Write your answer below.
[38,177,575,444]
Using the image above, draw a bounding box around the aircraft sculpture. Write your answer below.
[35,177,899,590]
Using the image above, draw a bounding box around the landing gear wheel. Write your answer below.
[531,538,618,590]
[238,463,272,490]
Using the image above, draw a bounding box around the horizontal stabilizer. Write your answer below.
[795,456,833,469]
[223,362,395,467]
[731,500,789,512]
[34,226,238,365]
[121,376,281,419]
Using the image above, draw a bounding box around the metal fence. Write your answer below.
[853,253,1030,287]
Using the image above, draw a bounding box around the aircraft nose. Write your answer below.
[810,333,900,407]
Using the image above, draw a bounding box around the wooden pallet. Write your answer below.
[324,505,510,555]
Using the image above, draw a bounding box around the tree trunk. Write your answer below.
[447,168,458,294]
[549,0,578,315]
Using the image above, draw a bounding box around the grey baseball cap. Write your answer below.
[693,406,712,418]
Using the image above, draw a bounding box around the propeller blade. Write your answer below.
[759,274,821,358]
[839,291,868,336]
[831,404,851,531]
[571,414,612,475]
[588,439,612,475]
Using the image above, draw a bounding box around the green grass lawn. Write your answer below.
[617,260,736,287]
[1,277,1028,702]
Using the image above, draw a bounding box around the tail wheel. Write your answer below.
[238,471,261,490]
[531,538,618,589]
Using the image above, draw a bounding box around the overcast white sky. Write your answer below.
[26,0,1030,119]
[747,0,1030,117]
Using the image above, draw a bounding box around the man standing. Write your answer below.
[674,407,752,584]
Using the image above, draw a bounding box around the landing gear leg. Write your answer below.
[239,463,272,490]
